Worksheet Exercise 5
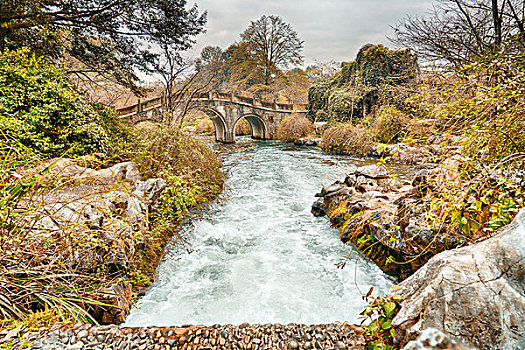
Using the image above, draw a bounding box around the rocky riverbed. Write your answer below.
[5,323,366,350]
[311,161,525,349]
[311,162,468,279]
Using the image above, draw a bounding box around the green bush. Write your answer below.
[371,105,409,144]
[0,48,126,160]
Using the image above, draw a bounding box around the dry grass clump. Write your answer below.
[0,146,120,326]
[276,114,314,143]
[321,124,374,156]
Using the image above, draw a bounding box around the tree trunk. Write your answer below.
[492,0,502,50]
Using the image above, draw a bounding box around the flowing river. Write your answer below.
[125,138,396,327]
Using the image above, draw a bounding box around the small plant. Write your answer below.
[360,287,402,350]
[442,177,524,237]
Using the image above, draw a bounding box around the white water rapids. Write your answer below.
[125,139,394,326]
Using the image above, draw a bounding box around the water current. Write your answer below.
[125,138,397,327]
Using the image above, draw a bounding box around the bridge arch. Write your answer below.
[234,114,268,141]
[192,107,229,143]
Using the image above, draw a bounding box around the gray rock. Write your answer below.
[402,328,473,350]
[297,137,322,146]
[315,182,346,197]
[106,161,141,184]
[124,196,148,225]
[77,330,88,339]
[393,208,525,349]
[353,164,389,179]
[134,178,167,203]
[334,341,346,349]
[288,340,299,349]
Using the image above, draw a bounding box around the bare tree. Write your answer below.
[391,0,525,68]
[240,15,304,85]
[1,0,206,93]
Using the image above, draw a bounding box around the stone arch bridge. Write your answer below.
[116,92,308,143]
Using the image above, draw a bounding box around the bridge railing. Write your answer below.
[115,91,307,117]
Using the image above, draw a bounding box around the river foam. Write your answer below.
[125,139,393,326]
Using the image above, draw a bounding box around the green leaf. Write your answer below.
[383,301,396,317]
[381,319,392,330]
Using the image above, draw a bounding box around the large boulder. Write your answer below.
[392,208,525,349]
[402,328,474,350]
[43,158,141,185]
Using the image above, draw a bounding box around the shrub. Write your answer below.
[321,124,374,156]
[276,113,314,143]
[130,123,225,273]
[360,288,402,350]
[415,47,525,168]
[371,105,410,144]
[0,48,127,161]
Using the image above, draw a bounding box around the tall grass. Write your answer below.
[0,137,117,327]
[276,114,314,143]
[321,124,374,156]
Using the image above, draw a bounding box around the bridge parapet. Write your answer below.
[116,91,308,143]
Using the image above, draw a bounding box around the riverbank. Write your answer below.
[0,122,225,336]
[311,162,525,348]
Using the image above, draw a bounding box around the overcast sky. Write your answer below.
[185,0,435,66]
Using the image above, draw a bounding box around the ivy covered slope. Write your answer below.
[307,44,418,123]
[0,48,122,160]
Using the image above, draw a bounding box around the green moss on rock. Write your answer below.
[308,44,418,123]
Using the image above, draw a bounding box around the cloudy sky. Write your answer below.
[186,0,435,65]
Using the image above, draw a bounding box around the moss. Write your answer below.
[307,44,418,124]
